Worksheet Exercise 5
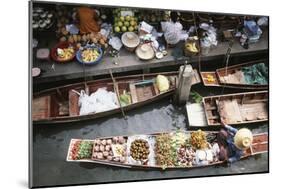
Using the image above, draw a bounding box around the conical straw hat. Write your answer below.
[234,128,253,150]
[135,43,155,60]
[121,32,140,48]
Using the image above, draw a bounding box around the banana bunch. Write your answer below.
[185,42,199,53]
[206,74,215,82]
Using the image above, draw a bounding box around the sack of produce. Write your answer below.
[156,75,170,92]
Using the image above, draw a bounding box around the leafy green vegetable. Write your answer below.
[190,91,203,103]
[77,141,93,159]
[119,90,131,106]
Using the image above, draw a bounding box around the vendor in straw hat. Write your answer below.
[217,120,253,163]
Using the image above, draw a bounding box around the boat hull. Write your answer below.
[66,132,268,170]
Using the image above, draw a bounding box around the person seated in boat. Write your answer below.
[217,120,253,163]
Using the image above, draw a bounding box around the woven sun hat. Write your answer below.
[135,43,155,60]
[121,32,140,51]
[234,128,253,150]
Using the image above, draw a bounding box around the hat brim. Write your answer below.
[121,32,140,48]
[135,45,155,60]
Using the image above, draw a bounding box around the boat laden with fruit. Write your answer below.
[32,71,200,124]
[200,60,268,90]
[66,130,268,169]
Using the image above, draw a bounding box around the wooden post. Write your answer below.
[176,65,194,105]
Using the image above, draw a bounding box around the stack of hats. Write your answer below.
[121,32,140,52]
[135,43,155,60]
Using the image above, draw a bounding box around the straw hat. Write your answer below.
[121,32,140,48]
[135,43,155,60]
[234,128,253,150]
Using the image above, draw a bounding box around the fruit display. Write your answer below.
[190,130,208,149]
[206,74,215,82]
[60,32,108,49]
[32,7,54,30]
[81,48,101,63]
[70,140,81,160]
[68,130,222,167]
[155,134,177,167]
[55,5,73,36]
[171,130,189,148]
[184,36,200,57]
[119,90,131,106]
[130,139,150,161]
[92,137,127,163]
[56,46,75,61]
[113,9,138,33]
[71,140,93,160]
[137,10,167,24]
[55,6,109,49]
[177,146,196,167]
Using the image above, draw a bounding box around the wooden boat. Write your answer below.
[200,60,268,90]
[33,71,200,124]
[66,131,268,169]
[203,91,268,126]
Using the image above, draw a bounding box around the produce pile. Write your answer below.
[55,5,73,36]
[130,139,150,161]
[190,130,208,149]
[81,48,100,63]
[32,7,54,30]
[119,90,132,106]
[69,130,220,168]
[170,131,196,167]
[155,130,211,168]
[113,9,138,33]
[60,32,108,49]
[184,37,200,55]
[92,137,127,163]
[155,134,177,168]
[177,146,196,167]
[70,140,93,160]
[206,74,215,82]
[55,6,109,49]
[137,11,167,24]
[56,46,75,61]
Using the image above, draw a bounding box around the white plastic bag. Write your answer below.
[78,88,119,115]
[78,90,97,115]
[161,21,183,45]
[109,37,123,51]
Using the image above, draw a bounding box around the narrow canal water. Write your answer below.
[32,86,268,187]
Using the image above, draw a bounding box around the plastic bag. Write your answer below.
[161,21,183,45]
[109,37,123,51]
[78,88,119,115]
[139,21,153,33]
[156,75,170,92]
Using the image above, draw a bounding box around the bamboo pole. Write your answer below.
[109,70,126,119]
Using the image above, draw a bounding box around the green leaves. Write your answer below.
[77,141,93,159]
[190,91,203,103]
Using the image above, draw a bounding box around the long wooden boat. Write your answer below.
[66,131,268,169]
[203,91,268,126]
[33,71,200,124]
[200,60,268,90]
